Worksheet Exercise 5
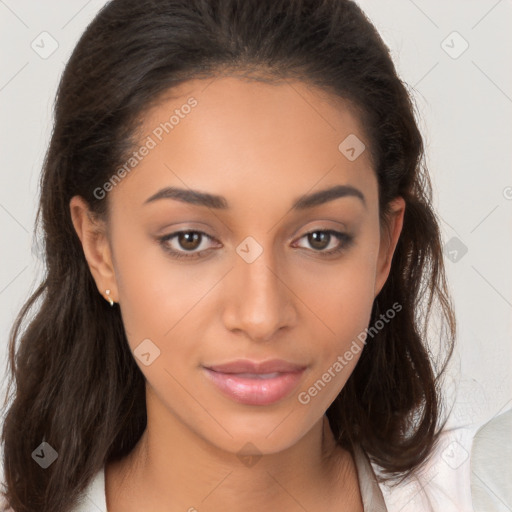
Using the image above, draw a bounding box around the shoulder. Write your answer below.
[352,445,388,512]
[374,425,477,512]
[470,408,512,511]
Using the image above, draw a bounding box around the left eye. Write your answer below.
[294,230,353,254]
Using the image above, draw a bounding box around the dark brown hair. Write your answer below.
[1,0,456,510]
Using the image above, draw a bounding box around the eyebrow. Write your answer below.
[144,184,366,210]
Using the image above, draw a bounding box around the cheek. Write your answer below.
[110,223,194,348]
[297,244,379,339]
[110,223,228,383]
[294,251,379,409]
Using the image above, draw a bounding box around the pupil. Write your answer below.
[180,232,200,250]
[309,232,329,250]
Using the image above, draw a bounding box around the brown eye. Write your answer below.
[307,231,331,250]
[158,230,219,259]
[294,229,354,256]
[177,231,202,251]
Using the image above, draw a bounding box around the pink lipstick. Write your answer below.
[203,359,306,406]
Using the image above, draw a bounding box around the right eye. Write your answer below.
[158,230,220,259]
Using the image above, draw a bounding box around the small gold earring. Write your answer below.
[105,289,114,307]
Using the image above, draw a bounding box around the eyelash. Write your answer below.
[158,229,354,260]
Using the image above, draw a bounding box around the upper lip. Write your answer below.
[205,359,307,374]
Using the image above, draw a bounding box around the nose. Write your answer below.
[221,246,297,342]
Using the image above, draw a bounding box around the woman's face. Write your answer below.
[72,76,404,456]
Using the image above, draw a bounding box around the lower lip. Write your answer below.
[203,368,306,406]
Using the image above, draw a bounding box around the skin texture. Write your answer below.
[70,76,405,511]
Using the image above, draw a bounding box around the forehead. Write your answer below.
[109,76,376,211]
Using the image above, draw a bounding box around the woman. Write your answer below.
[1,0,456,510]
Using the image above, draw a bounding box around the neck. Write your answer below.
[106,391,361,511]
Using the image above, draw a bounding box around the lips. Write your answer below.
[203,359,307,406]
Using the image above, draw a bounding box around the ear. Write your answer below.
[69,195,118,303]
[374,196,406,298]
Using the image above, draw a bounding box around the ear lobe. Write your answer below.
[69,195,118,301]
[374,196,406,298]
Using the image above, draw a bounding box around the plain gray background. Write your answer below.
[1,0,511,504]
